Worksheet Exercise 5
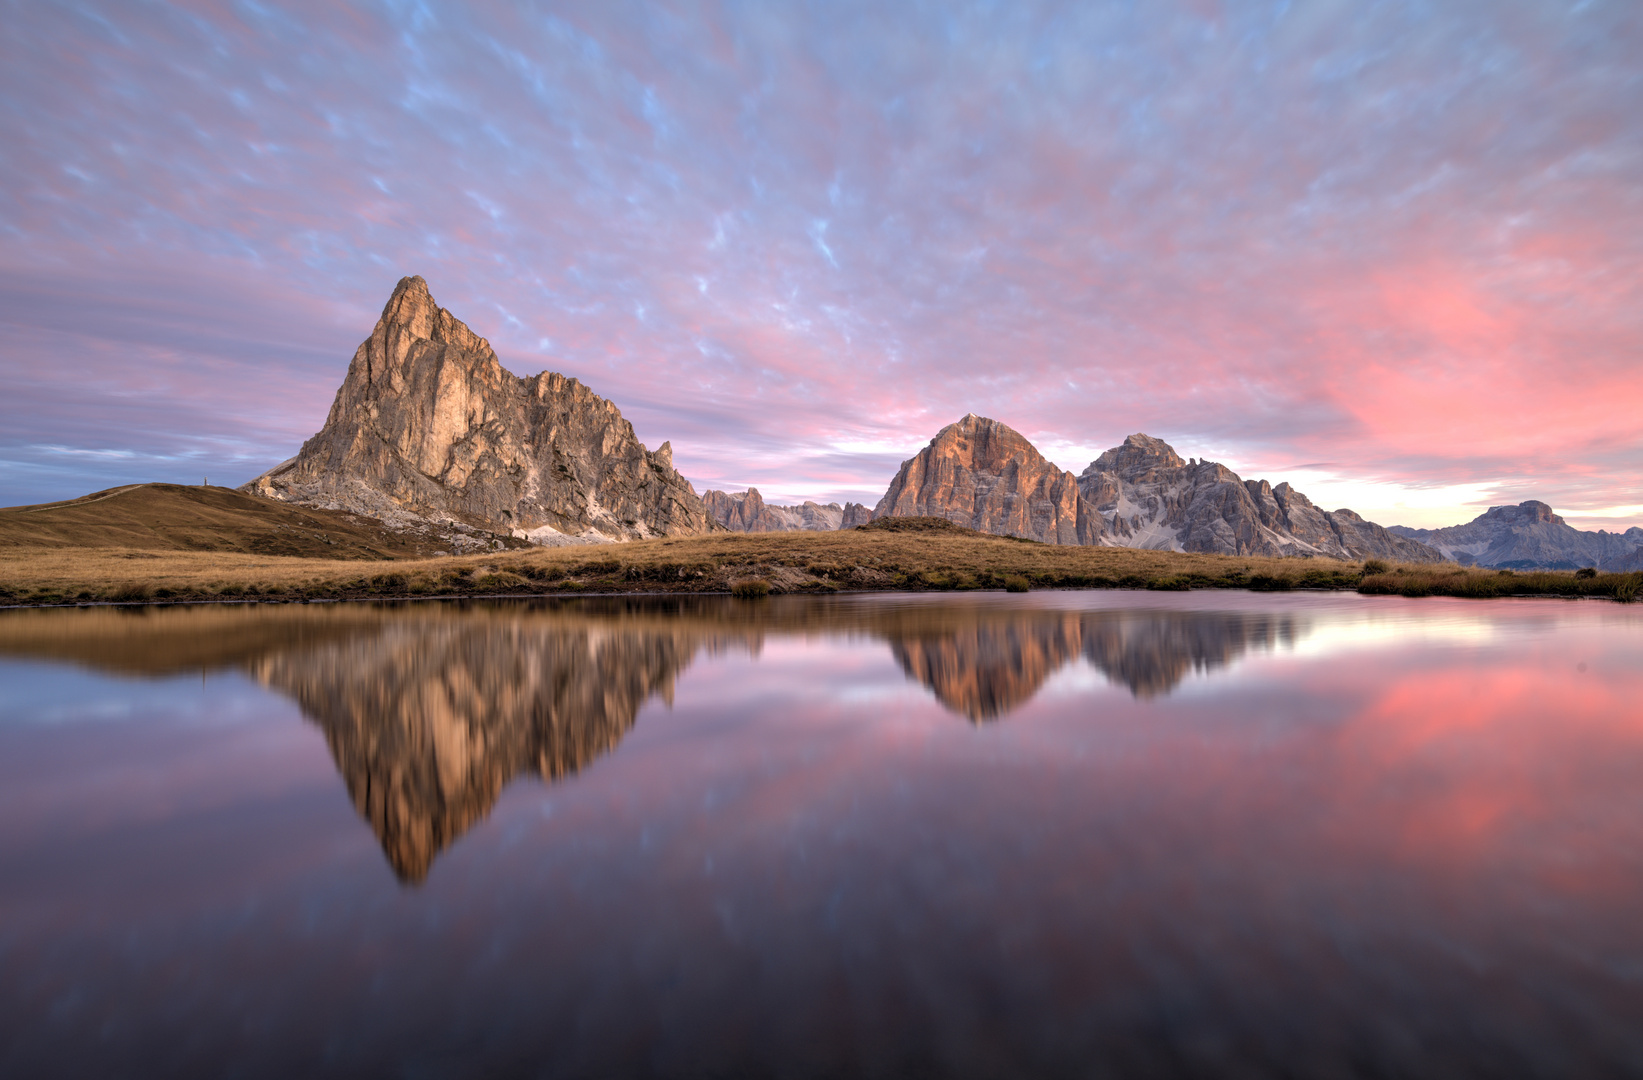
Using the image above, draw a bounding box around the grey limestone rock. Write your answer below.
[841,502,874,529]
[1076,434,1442,562]
[1389,501,1643,569]
[702,488,846,532]
[243,276,711,544]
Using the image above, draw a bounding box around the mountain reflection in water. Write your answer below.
[894,608,1297,718]
[4,594,1643,1078]
[0,597,1298,881]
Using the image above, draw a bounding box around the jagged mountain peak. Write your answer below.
[375,275,491,360]
[1084,433,1187,480]
[243,276,711,546]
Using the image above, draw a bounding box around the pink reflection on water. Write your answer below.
[0,595,1640,1075]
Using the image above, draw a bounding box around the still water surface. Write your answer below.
[1,592,1641,1078]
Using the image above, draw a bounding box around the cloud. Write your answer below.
[0,0,1637,522]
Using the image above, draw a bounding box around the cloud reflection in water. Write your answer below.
[0,597,1299,878]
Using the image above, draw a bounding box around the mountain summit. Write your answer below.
[1076,435,1440,561]
[244,276,711,546]
[1390,501,1643,569]
[872,414,1106,544]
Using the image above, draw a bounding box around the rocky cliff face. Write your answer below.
[872,415,1106,545]
[243,276,711,546]
[862,419,1437,561]
[1389,501,1643,569]
[1077,434,1443,562]
[702,488,845,532]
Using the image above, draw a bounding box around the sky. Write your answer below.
[1,0,1639,530]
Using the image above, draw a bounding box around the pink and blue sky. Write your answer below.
[1,1,1638,529]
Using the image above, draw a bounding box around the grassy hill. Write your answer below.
[0,483,441,559]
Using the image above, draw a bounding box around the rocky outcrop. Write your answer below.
[1389,502,1643,570]
[1077,434,1443,562]
[872,415,1106,545]
[841,502,873,529]
[242,276,711,547]
[702,488,845,532]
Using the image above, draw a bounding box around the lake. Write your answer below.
[1,592,1641,1078]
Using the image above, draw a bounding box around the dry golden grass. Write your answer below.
[0,483,447,558]
[0,524,1349,605]
[1,517,1633,606]
[1358,562,1641,601]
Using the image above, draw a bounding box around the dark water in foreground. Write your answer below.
[1,592,1641,1078]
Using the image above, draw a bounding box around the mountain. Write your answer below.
[702,488,844,532]
[857,417,1439,561]
[243,276,711,549]
[1077,434,1443,562]
[1388,501,1643,570]
[872,414,1107,544]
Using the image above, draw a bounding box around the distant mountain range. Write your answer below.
[1389,502,1643,571]
[232,277,1634,567]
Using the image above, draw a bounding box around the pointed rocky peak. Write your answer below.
[244,274,713,542]
[375,274,492,360]
[1084,433,1186,480]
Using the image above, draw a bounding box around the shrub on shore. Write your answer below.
[1358,566,1640,602]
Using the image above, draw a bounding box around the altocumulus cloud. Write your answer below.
[0,0,1638,528]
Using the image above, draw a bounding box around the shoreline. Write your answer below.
[2,527,1637,609]
[2,586,1635,613]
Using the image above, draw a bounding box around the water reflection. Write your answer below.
[250,622,700,882]
[892,608,1300,718]
[0,598,1302,878]
[3,595,1642,1077]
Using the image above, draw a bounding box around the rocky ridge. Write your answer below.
[1077,433,1443,562]
[1389,501,1643,570]
[243,276,711,550]
[702,488,845,532]
[855,417,1438,561]
[704,415,1442,562]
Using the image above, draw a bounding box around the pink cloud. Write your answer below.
[0,1,1636,523]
